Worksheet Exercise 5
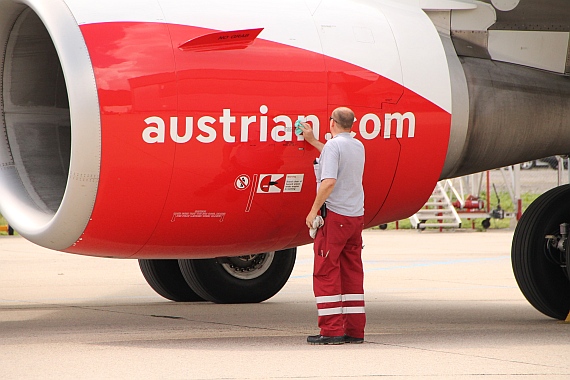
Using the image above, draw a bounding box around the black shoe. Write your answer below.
[344,335,364,344]
[307,334,345,345]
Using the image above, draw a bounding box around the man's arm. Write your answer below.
[300,122,324,152]
[306,178,336,228]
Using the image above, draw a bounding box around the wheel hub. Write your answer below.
[219,252,275,280]
[545,223,570,279]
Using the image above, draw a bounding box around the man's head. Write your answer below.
[330,107,355,134]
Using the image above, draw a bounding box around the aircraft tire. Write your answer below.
[511,185,570,320]
[178,248,296,304]
[139,259,204,302]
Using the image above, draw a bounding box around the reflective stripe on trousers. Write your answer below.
[316,294,365,316]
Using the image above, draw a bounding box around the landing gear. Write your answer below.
[512,185,570,320]
[178,248,296,303]
[139,259,204,302]
[140,249,297,304]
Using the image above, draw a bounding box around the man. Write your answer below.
[300,107,366,345]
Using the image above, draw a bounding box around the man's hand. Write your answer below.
[300,122,324,152]
[306,209,318,229]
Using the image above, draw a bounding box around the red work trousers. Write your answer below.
[313,210,365,338]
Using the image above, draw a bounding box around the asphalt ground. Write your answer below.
[1,229,570,379]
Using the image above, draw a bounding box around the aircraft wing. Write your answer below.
[439,0,570,74]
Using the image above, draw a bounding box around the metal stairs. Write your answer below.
[410,181,462,230]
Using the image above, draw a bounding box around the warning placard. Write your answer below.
[257,174,284,193]
[256,174,304,193]
[284,174,304,193]
[234,174,250,190]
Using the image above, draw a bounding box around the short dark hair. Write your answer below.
[332,107,355,130]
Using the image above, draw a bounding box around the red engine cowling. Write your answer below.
[0,0,451,258]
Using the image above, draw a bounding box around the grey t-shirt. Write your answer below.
[316,133,365,217]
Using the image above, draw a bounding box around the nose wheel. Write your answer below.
[139,248,297,304]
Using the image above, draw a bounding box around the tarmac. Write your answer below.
[1,228,570,379]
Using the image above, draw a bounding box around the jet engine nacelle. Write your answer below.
[0,0,453,258]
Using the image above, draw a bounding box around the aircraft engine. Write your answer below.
[440,56,570,179]
[0,0,453,259]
